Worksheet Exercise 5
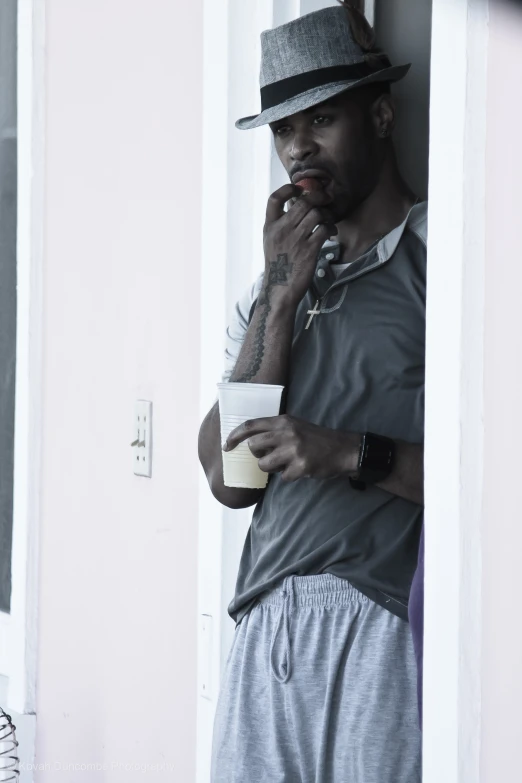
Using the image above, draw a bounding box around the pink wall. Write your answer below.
[482,1,522,779]
[35,1,202,780]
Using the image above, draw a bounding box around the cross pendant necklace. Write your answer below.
[305,300,321,330]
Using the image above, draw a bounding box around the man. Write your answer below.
[199,4,425,781]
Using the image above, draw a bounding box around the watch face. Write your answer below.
[358,432,395,485]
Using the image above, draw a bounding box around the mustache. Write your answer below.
[289,164,333,181]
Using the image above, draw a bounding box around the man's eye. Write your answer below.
[313,116,330,125]
[275,126,291,136]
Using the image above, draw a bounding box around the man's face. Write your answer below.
[269,90,387,221]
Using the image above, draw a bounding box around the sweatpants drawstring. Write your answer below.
[269,575,295,683]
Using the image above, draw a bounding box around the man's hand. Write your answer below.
[223,414,360,483]
[221,415,424,505]
[262,185,338,308]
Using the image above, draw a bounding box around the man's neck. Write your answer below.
[335,153,418,264]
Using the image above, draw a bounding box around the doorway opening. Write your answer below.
[197,1,486,781]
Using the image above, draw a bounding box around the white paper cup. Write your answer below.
[217,382,284,489]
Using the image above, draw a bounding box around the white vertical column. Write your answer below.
[300,0,339,16]
[197,2,276,780]
[364,0,376,26]
[273,0,301,27]
[9,0,46,716]
[197,2,230,781]
[423,0,488,781]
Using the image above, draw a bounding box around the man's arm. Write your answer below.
[197,296,299,509]
[198,184,337,509]
[223,416,424,507]
[376,441,424,506]
[198,402,263,509]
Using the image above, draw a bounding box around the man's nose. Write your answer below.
[290,131,319,162]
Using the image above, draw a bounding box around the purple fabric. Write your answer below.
[408,522,424,730]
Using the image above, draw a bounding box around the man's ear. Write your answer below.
[372,94,396,138]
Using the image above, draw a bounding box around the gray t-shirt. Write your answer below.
[222,202,427,625]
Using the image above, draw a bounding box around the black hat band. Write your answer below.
[260,61,390,112]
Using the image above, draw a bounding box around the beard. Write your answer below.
[328,149,383,222]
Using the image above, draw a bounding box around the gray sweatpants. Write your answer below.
[211,573,421,783]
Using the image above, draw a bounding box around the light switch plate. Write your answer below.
[133,400,153,478]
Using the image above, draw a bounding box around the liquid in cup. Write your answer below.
[217,382,285,489]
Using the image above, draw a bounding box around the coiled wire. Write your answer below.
[0,709,19,781]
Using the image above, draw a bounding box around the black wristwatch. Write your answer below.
[349,432,396,491]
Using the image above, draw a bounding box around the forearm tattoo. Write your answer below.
[234,254,293,382]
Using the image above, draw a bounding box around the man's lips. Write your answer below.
[292,169,331,186]
[295,178,324,194]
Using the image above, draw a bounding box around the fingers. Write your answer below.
[266,186,332,225]
[297,206,336,238]
[246,431,279,458]
[265,184,302,224]
[308,222,338,246]
[286,190,333,227]
[257,447,305,481]
[257,447,289,475]
[223,416,281,452]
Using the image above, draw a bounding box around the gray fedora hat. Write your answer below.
[236,5,411,131]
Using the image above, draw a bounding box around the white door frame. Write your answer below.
[423,0,487,780]
[0,0,46,720]
[196,3,280,779]
[197,0,488,779]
